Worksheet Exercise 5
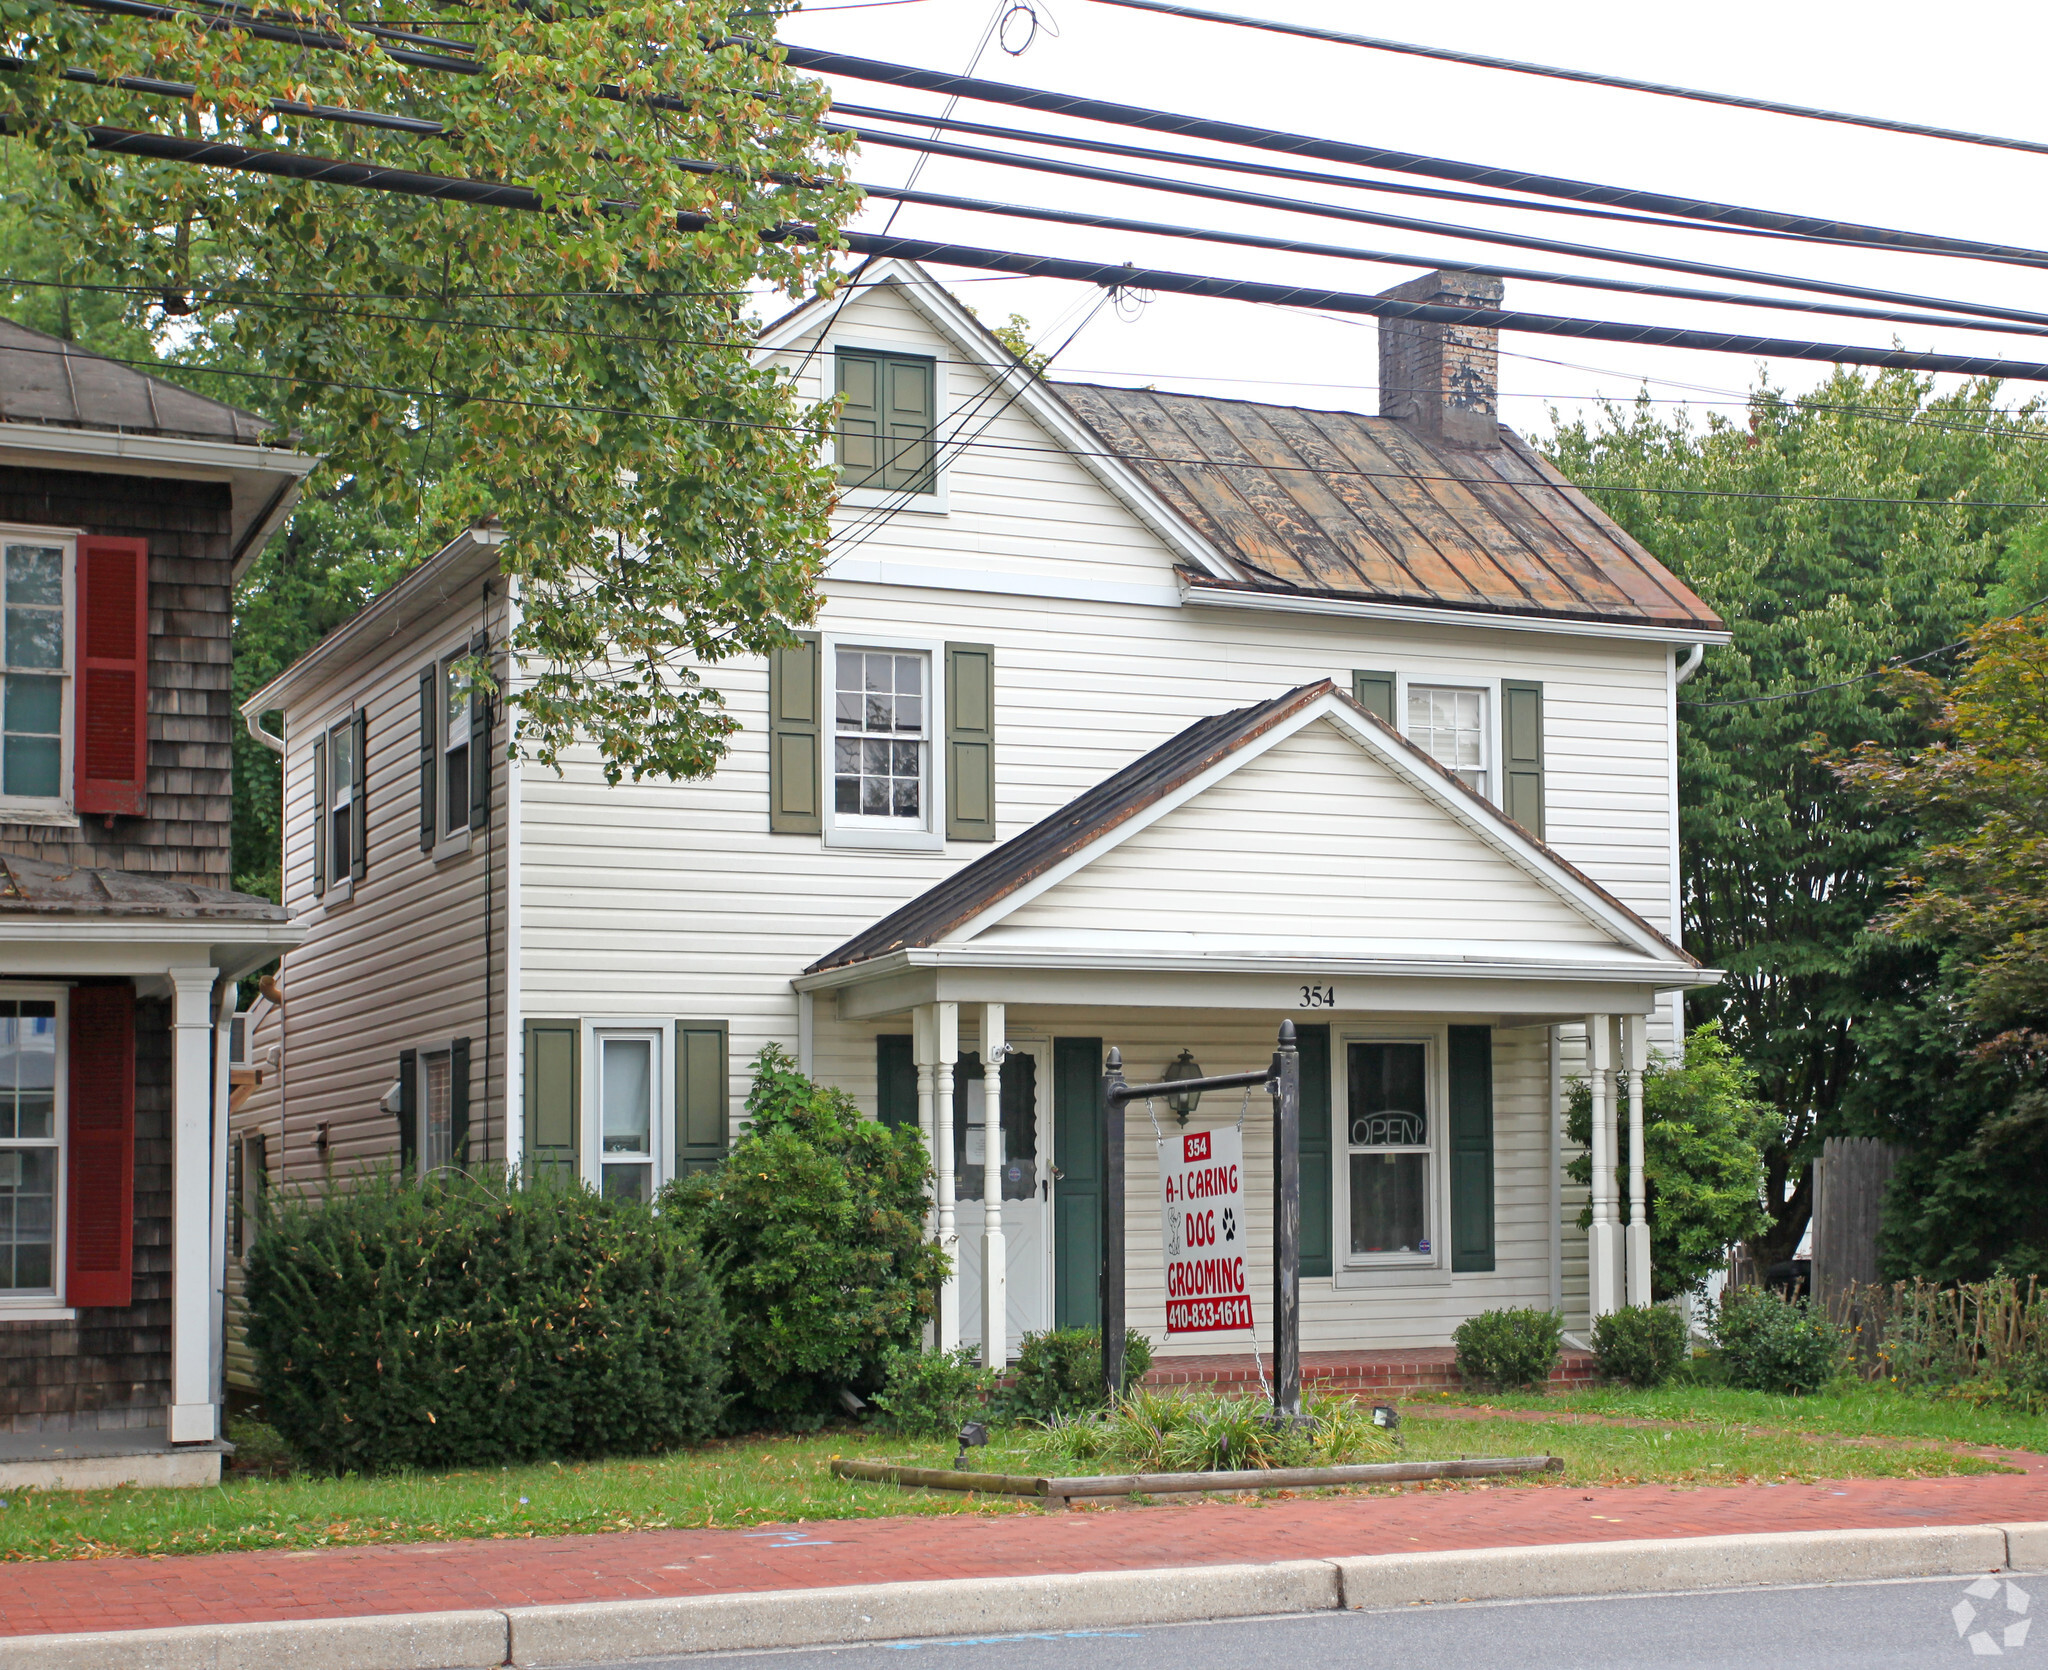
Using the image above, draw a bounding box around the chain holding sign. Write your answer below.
[1160,1126,1254,1336]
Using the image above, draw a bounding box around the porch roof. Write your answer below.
[0,854,302,981]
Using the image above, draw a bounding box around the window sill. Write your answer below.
[434,829,473,861]
[0,1304,77,1322]
[0,804,80,829]
[1333,1264,1450,1290]
[823,822,945,853]
[318,879,353,909]
[836,484,950,517]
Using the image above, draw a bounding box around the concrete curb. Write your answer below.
[5,1523,2044,1669]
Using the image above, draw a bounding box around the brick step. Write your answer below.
[1139,1347,1598,1394]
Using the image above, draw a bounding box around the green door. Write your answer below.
[1051,1037,1103,1329]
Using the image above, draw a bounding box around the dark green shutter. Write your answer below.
[945,642,996,842]
[417,664,437,852]
[1352,669,1396,723]
[1051,1037,1104,1329]
[468,631,490,832]
[1297,1024,1332,1278]
[837,350,935,493]
[768,633,821,834]
[1502,679,1546,838]
[349,709,368,884]
[1448,1024,1495,1273]
[396,1048,417,1174]
[876,1034,916,1129]
[311,732,328,895]
[836,350,883,489]
[523,1020,579,1183]
[676,1021,729,1175]
[450,1035,471,1165]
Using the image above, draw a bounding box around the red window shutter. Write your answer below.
[67,984,136,1309]
[74,537,150,816]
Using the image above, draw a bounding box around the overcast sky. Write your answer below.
[777,0,2048,448]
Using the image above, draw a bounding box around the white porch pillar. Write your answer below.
[169,966,219,1444]
[933,1001,960,1351]
[1624,1013,1652,1308]
[913,1006,937,1350]
[979,1004,1006,1369]
[1585,1013,1620,1321]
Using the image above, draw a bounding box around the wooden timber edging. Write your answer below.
[830,1454,1562,1506]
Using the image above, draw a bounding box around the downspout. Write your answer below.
[1674,643,1705,685]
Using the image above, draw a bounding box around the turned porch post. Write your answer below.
[1624,1013,1652,1308]
[934,1001,960,1351]
[1585,1014,1621,1320]
[980,1004,1007,1368]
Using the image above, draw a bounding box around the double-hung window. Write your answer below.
[327,717,356,882]
[0,997,59,1296]
[596,1030,658,1202]
[1,535,67,808]
[441,653,472,840]
[1406,685,1488,798]
[1346,1040,1432,1260]
[420,1047,454,1173]
[834,647,929,825]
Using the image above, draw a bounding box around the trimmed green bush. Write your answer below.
[1454,1307,1564,1389]
[1001,1327,1155,1421]
[245,1171,725,1475]
[1593,1303,1690,1388]
[1712,1286,1844,1394]
[870,1346,998,1439]
[666,1045,947,1431]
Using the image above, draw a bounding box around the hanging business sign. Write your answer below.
[1160,1126,1254,1336]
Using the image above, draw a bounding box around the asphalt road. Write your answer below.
[588,1574,2041,1670]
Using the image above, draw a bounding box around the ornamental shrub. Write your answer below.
[1711,1286,1844,1394]
[870,1346,999,1440]
[665,1045,948,1431]
[244,1170,725,1475]
[1593,1303,1690,1387]
[1453,1307,1564,1389]
[999,1326,1155,1421]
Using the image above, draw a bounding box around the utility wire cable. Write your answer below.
[1094,0,2048,161]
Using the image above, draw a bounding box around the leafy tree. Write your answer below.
[1567,1022,1781,1298]
[1,0,859,785]
[1545,371,2048,1260]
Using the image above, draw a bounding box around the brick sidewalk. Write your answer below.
[5,1453,2045,1641]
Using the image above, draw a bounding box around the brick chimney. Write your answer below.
[1376,269,1503,449]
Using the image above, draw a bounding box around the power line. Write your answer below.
[1095,0,2048,161]
[777,43,2048,268]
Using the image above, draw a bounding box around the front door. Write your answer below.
[1051,1036,1103,1329]
[955,1044,1051,1360]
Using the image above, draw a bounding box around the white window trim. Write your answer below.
[583,1020,673,1197]
[820,632,947,853]
[1394,673,1501,806]
[0,524,80,824]
[433,639,476,860]
[1334,1025,1448,1277]
[0,983,69,1315]
[822,336,953,517]
[317,707,356,907]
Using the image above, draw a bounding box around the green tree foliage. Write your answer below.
[0,0,860,786]
[245,1171,726,1474]
[1566,1023,1780,1298]
[1832,617,2048,1278]
[1545,372,2048,1259]
[666,1045,947,1431]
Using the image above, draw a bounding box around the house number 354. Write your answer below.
[1299,984,1337,1009]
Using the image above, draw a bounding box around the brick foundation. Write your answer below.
[1142,1346,1598,1395]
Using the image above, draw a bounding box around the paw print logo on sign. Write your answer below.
[1222,1207,1238,1244]
[1954,1577,2031,1655]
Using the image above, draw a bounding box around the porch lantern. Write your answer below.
[1161,1050,1204,1123]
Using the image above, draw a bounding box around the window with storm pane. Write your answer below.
[0,1000,58,1292]
[1347,1041,1430,1259]
[1,542,65,802]
[1407,686,1487,798]
[834,648,927,822]
[599,1035,654,1203]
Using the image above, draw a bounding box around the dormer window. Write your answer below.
[1,538,64,804]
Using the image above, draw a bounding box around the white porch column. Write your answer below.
[933,1001,960,1351]
[169,966,219,1444]
[1624,1013,1652,1308]
[979,1004,1006,1369]
[913,1006,937,1350]
[1585,1013,1620,1321]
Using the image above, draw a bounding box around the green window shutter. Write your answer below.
[837,350,936,494]
[1501,679,1546,839]
[349,709,369,884]
[396,1048,417,1174]
[450,1035,471,1166]
[1296,1024,1333,1278]
[876,1034,916,1129]
[676,1021,729,1175]
[1448,1024,1496,1273]
[311,732,328,895]
[468,630,490,832]
[1352,669,1396,723]
[836,350,882,489]
[523,1020,580,1184]
[768,632,821,834]
[945,642,996,842]
[417,664,437,853]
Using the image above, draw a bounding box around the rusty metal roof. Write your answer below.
[0,318,269,445]
[0,854,288,920]
[1052,384,1723,632]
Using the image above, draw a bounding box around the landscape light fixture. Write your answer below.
[954,1420,990,1470]
[1162,1050,1204,1123]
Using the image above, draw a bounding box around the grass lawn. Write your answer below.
[0,1386,2026,1562]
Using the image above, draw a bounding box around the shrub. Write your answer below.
[245,1170,725,1475]
[1000,1327,1154,1421]
[665,1045,947,1431]
[1027,1389,1395,1473]
[870,1346,998,1440]
[1712,1286,1844,1394]
[1453,1307,1564,1389]
[1593,1303,1690,1387]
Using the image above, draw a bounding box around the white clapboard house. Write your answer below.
[233,263,1726,1375]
